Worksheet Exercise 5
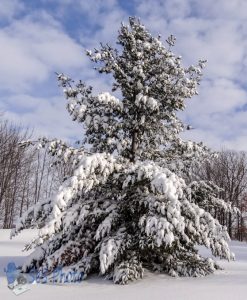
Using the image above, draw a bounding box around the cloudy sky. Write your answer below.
[1,0,247,150]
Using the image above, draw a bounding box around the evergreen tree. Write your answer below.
[12,17,235,284]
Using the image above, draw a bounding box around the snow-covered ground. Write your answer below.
[1,229,247,299]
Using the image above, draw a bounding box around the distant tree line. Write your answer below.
[190,150,247,241]
[0,118,72,228]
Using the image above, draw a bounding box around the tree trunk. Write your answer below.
[228,212,232,238]
[130,129,138,162]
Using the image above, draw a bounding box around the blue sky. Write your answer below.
[0,0,247,150]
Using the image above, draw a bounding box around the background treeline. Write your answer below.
[0,118,72,228]
[1,118,247,240]
[191,151,247,241]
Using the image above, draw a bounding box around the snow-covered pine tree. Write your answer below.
[12,17,235,284]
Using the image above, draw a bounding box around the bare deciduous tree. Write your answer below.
[0,119,72,228]
[193,150,247,240]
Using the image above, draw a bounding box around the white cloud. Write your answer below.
[0,0,24,21]
[185,79,247,116]
[2,94,82,141]
[0,11,88,92]
[193,0,247,20]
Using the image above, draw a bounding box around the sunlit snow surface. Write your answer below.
[0,229,247,300]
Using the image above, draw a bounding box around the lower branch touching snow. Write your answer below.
[113,254,144,284]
